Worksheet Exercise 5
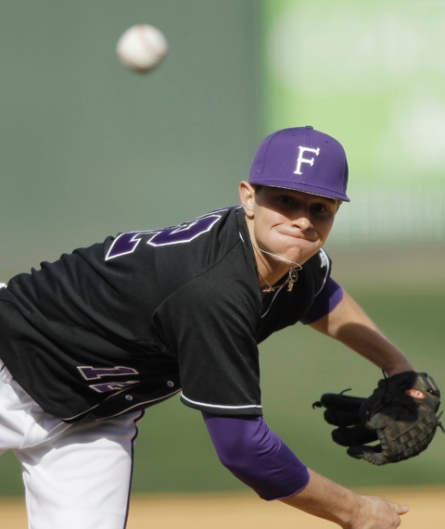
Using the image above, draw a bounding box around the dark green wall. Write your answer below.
[0,1,260,278]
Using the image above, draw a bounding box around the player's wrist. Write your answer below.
[384,366,414,378]
[382,358,414,378]
[340,493,366,529]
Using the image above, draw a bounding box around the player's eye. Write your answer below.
[277,195,297,207]
[311,203,327,213]
[310,201,338,217]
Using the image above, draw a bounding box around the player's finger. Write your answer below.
[316,392,365,410]
[347,445,385,466]
[332,425,377,445]
[324,408,361,426]
[390,501,409,515]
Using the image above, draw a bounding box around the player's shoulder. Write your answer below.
[163,207,259,304]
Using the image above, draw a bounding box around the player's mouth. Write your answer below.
[278,230,319,245]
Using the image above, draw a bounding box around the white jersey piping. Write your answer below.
[181,392,262,411]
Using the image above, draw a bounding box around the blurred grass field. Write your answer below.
[1,243,444,498]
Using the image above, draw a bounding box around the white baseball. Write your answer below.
[116,24,168,73]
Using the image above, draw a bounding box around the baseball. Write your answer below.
[116,24,168,73]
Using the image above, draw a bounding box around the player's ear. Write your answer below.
[239,181,256,218]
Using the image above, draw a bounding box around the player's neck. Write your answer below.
[245,220,299,288]
[249,241,293,288]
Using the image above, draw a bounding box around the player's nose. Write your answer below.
[291,211,314,231]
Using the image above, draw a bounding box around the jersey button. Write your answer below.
[125,395,134,401]
[167,380,175,388]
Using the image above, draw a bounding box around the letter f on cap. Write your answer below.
[294,146,320,175]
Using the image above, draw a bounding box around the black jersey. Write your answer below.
[0,207,332,423]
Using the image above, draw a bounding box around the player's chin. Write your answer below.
[270,234,321,264]
[282,245,320,266]
[291,238,322,259]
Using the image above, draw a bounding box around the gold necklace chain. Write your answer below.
[250,238,302,293]
[259,267,299,293]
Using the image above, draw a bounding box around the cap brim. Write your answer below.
[250,181,350,202]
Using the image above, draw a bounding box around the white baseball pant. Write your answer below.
[0,359,142,529]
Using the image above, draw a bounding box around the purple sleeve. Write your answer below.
[202,412,309,501]
[300,277,343,325]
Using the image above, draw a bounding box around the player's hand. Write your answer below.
[345,494,409,529]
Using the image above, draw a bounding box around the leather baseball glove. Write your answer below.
[313,371,443,465]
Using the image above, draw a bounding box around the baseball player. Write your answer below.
[0,126,420,528]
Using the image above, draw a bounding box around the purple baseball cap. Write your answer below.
[249,126,350,202]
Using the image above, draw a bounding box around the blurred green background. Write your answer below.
[1,0,444,499]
